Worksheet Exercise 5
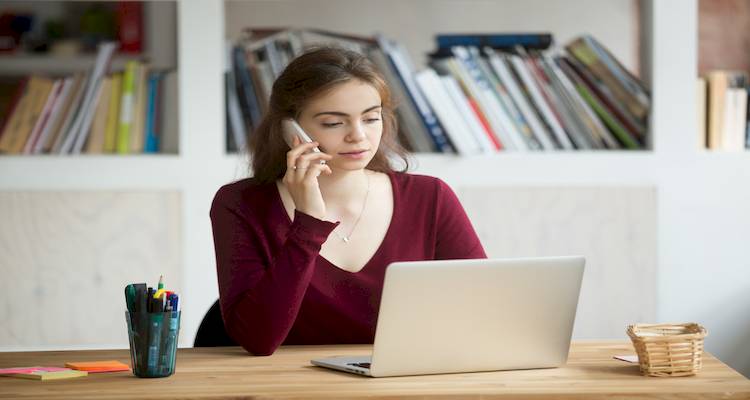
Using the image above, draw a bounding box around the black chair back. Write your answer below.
[193,299,237,347]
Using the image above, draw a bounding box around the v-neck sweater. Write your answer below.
[210,171,487,355]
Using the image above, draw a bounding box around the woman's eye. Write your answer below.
[364,118,381,124]
[321,122,342,128]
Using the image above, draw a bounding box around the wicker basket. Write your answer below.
[626,323,708,377]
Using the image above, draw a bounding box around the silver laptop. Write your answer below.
[311,256,585,377]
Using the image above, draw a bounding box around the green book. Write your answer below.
[575,82,640,149]
[117,61,139,154]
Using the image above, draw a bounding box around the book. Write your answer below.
[160,71,179,154]
[562,54,647,141]
[49,73,87,154]
[486,49,552,151]
[0,77,28,141]
[546,54,620,149]
[144,71,164,153]
[232,45,263,133]
[369,47,435,152]
[23,79,64,154]
[61,41,117,154]
[436,33,553,50]
[415,69,482,155]
[104,72,122,152]
[117,60,140,154]
[722,79,747,152]
[529,54,598,149]
[7,76,55,154]
[506,53,564,150]
[129,62,149,153]
[85,76,113,153]
[0,79,33,153]
[469,47,536,149]
[117,1,143,53]
[705,70,748,150]
[558,58,640,149]
[226,41,247,152]
[696,77,707,149]
[450,46,527,151]
[440,74,497,153]
[31,77,73,154]
[566,36,649,122]
[376,34,454,153]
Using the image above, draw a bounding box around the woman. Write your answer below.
[210,46,486,356]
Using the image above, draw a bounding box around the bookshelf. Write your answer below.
[0,1,178,156]
[1,0,749,379]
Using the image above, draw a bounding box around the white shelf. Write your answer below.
[0,155,183,189]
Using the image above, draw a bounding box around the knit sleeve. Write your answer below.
[433,179,487,260]
[210,186,339,355]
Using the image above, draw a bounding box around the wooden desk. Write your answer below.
[1,341,749,399]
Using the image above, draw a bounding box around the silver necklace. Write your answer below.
[332,172,370,244]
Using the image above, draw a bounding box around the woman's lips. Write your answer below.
[339,150,369,159]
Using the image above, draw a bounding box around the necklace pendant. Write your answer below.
[342,236,350,243]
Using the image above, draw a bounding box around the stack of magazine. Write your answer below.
[226,29,650,154]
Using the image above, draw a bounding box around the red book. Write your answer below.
[467,97,503,150]
[116,2,143,54]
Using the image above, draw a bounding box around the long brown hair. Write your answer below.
[248,46,410,184]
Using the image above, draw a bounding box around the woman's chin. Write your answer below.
[329,158,372,172]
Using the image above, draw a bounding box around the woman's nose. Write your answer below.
[347,121,367,141]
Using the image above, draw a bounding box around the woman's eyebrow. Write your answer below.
[313,105,382,118]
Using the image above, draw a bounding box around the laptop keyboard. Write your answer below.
[347,362,371,369]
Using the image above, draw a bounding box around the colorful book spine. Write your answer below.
[436,33,553,50]
[144,72,163,153]
[104,72,122,153]
[117,61,139,154]
[376,34,454,153]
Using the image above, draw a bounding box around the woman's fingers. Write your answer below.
[286,141,321,168]
[297,151,332,165]
[288,148,331,172]
[303,162,332,181]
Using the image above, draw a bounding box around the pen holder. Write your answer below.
[125,311,181,378]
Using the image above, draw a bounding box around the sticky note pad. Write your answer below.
[0,368,87,380]
[65,360,130,373]
[0,366,68,374]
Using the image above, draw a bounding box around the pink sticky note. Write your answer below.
[0,367,68,374]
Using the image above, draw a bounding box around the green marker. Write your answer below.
[158,275,164,290]
[125,284,136,312]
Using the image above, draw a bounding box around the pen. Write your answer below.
[134,284,147,313]
[125,284,136,312]
[158,275,164,290]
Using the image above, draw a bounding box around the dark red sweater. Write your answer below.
[209,171,486,355]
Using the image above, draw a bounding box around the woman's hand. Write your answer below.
[282,135,333,220]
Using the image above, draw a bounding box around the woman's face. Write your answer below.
[297,79,383,172]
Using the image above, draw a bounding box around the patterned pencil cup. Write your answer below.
[627,323,707,377]
[126,311,181,378]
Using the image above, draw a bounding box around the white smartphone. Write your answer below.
[281,118,320,151]
[281,118,326,164]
